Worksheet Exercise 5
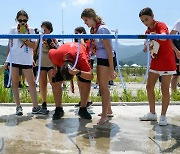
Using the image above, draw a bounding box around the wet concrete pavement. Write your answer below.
[0,104,179,154]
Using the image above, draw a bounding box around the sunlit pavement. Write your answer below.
[0,104,179,154]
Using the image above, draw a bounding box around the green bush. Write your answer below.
[0,68,179,103]
[121,90,135,102]
[136,89,147,101]
[111,90,119,102]
[171,91,180,101]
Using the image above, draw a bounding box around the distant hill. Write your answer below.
[112,42,147,65]
[0,45,7,64]
[0,43,147,65]
[121,52,148,66]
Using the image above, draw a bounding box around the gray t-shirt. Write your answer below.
[172,19,180,33]
[95,25,112,59]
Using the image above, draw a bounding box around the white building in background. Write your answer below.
[131,64,139,67]
[123,64,129,67]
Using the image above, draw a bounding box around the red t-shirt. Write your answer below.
[48,42,91,72]
[146,21,176,71]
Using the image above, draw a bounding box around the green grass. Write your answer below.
[0,67,179,103]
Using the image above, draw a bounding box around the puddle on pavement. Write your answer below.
[0,115,32,126]
[0,111,179,153]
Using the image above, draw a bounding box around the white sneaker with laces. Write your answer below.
[139,112,157,121]
[159,115,167,126]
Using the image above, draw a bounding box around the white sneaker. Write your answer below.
[139,112,157,121]
[159,115,167,126]
[16,105,23,116]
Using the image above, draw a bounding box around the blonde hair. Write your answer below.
[81,8,103,24]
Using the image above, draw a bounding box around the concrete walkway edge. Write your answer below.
[0,101,179,106]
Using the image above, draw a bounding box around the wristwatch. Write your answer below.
[76,70,81,77]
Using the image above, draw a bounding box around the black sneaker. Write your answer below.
[32,106,49,115]
[78,107,92,119]
[52,107,64,120]
[16,105,23,116]
[42,102,47,110]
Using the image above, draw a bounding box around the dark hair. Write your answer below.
[74,26,88,42]
[139,7,153,17]
[16,10,29,20]
[81,8,103,24]
[75,26,87,34]
[60,61,74,81]
[41,21,53,33]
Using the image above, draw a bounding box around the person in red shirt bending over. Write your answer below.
[139,7,176,126]
[49,42,93,120]
[74,26,93,108]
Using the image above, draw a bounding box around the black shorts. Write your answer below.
[8,63,32,69]
[77,76,91,83]
[97,58,109,67]
[52,67,64,83]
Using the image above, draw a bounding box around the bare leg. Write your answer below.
[77,78,91,107]
[97,65,111,120]
[48,69,63,107]
[11,67,20,106]
[146,72,159,114]
[78,80,91,107]
[23,69,38,107]
[171,75,178,92]
[39,71,48,103]
[161,75,172,116]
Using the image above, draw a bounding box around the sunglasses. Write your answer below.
[18,19,28,23]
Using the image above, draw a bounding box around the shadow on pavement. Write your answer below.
[150,123,180,153]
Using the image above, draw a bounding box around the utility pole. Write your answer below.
[62,9,64,35]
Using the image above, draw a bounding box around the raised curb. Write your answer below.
[0,101,179,106]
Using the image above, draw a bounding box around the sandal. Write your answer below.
[97,117,109,125]
[98,113,114,117]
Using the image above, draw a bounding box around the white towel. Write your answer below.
[150,40,160,58]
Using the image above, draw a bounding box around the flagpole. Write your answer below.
[62,9,64,43]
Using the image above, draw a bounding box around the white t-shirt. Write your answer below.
[172,19,180,33]
[6,27,35,65]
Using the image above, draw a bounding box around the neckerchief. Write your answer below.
[17,23,30,48]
